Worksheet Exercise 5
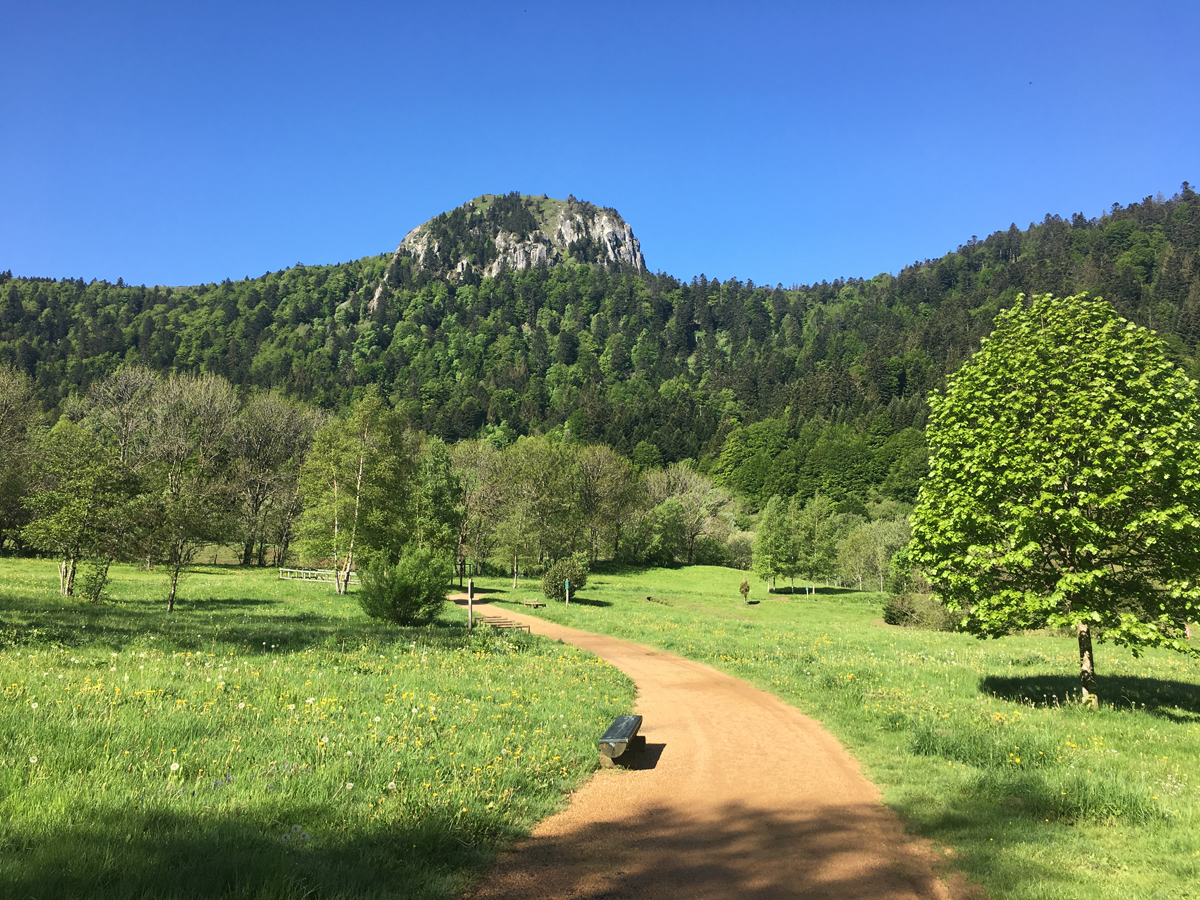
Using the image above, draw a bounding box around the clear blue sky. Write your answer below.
[3,1,1197,288]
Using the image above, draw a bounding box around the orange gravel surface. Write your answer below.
[461,602,966,900]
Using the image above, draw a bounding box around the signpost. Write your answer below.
[468,577,474,631]
[565,578,570,607]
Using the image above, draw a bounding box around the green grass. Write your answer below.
[476,565,1200,900]
[0,559,635,900]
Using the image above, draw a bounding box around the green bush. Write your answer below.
[541,554,589,602]
[358,548,451,625]
[882,591,956,630]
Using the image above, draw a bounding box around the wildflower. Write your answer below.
[320,736,329,744]
[287,704,295,710]
[374,716,381,723]
[170,762,180,772]
[292,825,302,833]
[30,702,37,709]
[301,833,310,841]
[238,703,245,709]
[388,781,397,790]
[306,698,315,705]
[345,782,353,789]
[281,834,291,843]
[29,756,37,764]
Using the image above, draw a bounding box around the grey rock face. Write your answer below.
[367,195,645,314]
[390,194,645,281]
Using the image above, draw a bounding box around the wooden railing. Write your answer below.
[278,567,360,585]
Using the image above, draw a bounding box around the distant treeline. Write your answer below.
[2,184,1199,517]
[0,365,756,607]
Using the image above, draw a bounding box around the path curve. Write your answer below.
[461,602,964,900]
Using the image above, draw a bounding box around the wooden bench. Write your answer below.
[476,615,531,634]
[598,714,645,767]
[522,598,546,608]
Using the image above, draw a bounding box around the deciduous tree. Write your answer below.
[910,294,1200,707]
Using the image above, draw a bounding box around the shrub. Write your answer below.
[358,548,451,626]
[78,560,112,603]
[541,554,589,602]
[883,591,956,631]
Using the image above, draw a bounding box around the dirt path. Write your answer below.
[461,602,965,900]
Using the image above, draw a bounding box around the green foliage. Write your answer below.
[911,293,1200,657]
[21,420,131,595]
[0,186,1193,482]
[358,547,452,626]
[540,553,589,602]
[792,493,841,583]
[882,592,955,630]
[76,559,113,604]
[751,495,792,589]
[838,517,910,592]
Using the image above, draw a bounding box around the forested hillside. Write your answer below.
[3,184,1199,514]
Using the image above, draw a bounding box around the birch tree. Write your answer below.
[296,394,407,593]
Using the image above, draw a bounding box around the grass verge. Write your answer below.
[475,564,1200,900]
[0,559,634,899]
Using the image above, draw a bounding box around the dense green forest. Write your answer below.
[3,184,1199,520]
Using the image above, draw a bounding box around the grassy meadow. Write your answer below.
[477,565,1200,900]
[0,559,634,900]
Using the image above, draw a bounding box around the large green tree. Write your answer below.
[910,293,1200,707]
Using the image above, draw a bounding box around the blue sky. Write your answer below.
[3,1,1197,288]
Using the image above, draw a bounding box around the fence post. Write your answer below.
[468,577,474,631]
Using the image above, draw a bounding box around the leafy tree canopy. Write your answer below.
[910,293,1200,704]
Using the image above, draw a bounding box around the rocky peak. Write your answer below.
[389,193,645,283]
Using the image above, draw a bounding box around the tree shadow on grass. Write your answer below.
[0,802,503,900]
[980,673,1200,721]
[0,796,962,900]
[588,561,659,576]
[0,592,475,656]
[561,595,612,608]
[448,586,507,598]
[487,595,612,609]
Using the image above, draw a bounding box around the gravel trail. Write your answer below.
[461,602,965,900]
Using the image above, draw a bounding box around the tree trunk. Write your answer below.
[338,448,366,596]
[167,564,181,612]
[1077,622,1099,709]
[87,558,113,602]
[242,537,255,567]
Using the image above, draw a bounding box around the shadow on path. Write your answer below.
[468,800,948,900]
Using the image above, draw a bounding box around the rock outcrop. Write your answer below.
[371,194,645,308]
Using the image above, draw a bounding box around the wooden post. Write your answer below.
[565,578,570,607]
[468,577,474,631]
